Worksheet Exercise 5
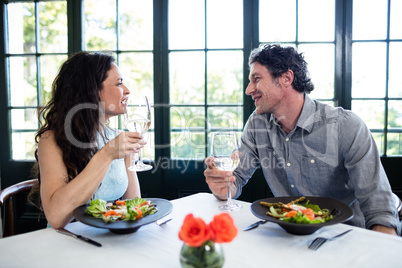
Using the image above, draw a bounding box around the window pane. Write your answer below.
[40,55,67,105]
[12,132,36,160]
[207,51,243,105]
[372,133,384,155]
[11,108,38,130]
[298,44,335,100]
[119,53,154,97]
[169,0,205,50]
[298,0,335,42]
[390,0,402,39]
[388,42,402,98]
[259,0,296,42]
[387,133,402,155]
[171,107,205,129]
[352,100,384,129]
[353,0,388,40]
[170,106,205,159]
[388,101,402,129]
[9,56,37,107]
[207,0,243,49]
[39,1,67,53]
[170,52,205,105]
[119,0,153,50]
[171,132,205,160]
[352,42,386,98]
[84,0,116,51]
[208,107,243,130]
[7,2,35,54]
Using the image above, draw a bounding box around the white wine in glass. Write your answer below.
[210,132,242,211]
[124,96,152,172]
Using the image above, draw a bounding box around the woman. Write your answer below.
[30,52,144,229]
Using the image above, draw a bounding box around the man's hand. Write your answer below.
[371,224,398,236]
[204,156,237,200]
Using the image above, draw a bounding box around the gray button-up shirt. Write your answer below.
[234,94,400,232]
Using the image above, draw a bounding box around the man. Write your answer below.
[204,44,400,235]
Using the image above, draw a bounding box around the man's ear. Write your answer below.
[281,69,294,87]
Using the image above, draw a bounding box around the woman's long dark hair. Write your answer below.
[29,52,115,208]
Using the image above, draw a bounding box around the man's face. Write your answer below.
[245,62,285,115]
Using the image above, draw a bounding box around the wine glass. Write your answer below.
[210,132,242,211]
[124,96,152,172]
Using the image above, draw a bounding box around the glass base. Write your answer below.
[128,162,152,172]
[218,202,242,212]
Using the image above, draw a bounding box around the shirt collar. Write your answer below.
[267,93,316,133]
[295,93,316,133]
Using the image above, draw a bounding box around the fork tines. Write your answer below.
[308,238,327,250]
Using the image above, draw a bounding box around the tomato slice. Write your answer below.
[116,200,125,206]
[302,208,315,220]
[135,206,143,219]
[104,210,118,217]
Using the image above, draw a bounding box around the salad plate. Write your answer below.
[250,196,353,235]
[73,198,173,234]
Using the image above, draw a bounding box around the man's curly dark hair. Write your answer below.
[249,44,314,93]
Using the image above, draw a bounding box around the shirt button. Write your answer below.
[291,184,295,188]
[285,138,289,141]
[310,159,315,164]
[287,163,291,167]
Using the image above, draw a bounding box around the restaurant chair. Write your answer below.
[0,179,39,238]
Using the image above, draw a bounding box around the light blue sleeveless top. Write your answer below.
[47,128,129,228]
[93,127,129,201]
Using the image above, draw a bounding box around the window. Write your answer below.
[168,0,244,159]
[1,0,401,167]
[259,0,336,105]
[351,0,402,156]
[84,0,155,159]
[5,1,68,160]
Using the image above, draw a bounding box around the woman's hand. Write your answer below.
[204,156,237,200]
[103,131,145,160]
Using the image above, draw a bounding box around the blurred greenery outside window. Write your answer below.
[6,1,68,160]
[351,0,402,156]
[4,0,401,162]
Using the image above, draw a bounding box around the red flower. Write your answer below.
[209,213,238,243]
[178,214,210,247]
[178,213,238,247]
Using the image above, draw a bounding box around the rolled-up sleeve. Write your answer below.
[233,113,262,199]
[341,112,401,234]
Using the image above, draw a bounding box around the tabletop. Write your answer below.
[1,192,402,268]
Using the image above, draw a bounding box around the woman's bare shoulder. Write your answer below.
[38,130,60,152]
[39,129,55,140]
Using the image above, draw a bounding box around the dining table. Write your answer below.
[1,192,402,268]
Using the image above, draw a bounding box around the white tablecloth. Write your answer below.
[1,193,402,267]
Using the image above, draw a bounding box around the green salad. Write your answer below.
[260,197,334,224]
[85,197,157,223]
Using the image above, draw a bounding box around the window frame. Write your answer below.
[0,0,401,199]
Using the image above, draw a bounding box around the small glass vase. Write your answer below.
[180,240,224,268]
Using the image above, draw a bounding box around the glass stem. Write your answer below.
[137,149,144,166]
[130,152,136,167]
[226,181,232,204]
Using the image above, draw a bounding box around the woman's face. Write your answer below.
[99,63,130,121]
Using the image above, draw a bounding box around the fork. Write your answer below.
[156,217,172,226]
[308,229,352,250]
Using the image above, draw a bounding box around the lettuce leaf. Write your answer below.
[125,197,147,209]
[85,199,107,217]
[302,200,321,212]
